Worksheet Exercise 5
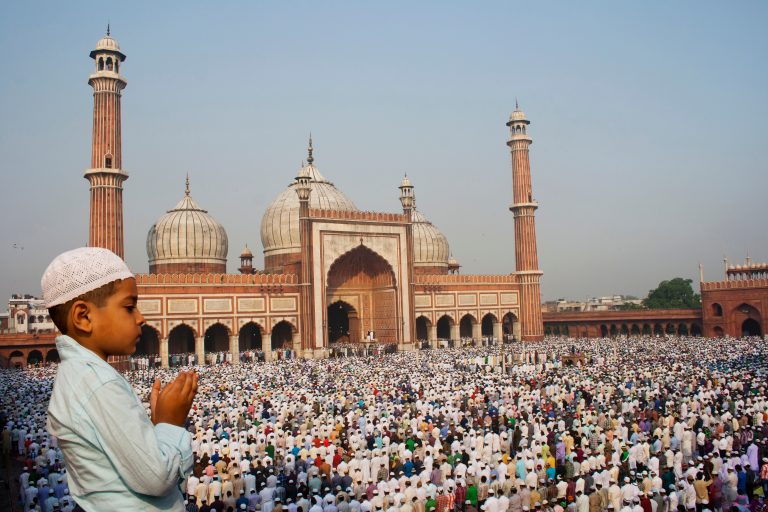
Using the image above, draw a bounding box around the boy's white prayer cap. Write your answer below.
[42,247,134,308]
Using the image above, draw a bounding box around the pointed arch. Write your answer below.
[416,315,431,341]
[136,324,160,356]
[481,313,497,337]
[326,245,398,343]
[502,311,518,341]
[238,321,264,351]
[327,245,396,289]
[271,320,296,350]
[436,314,454,339]
[459,314,477,338]
[169,323,196,354]
[27,350,43,366]
[204,323,231,353]
[46,349,60,363]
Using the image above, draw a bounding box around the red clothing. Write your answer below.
[436,494,451,512]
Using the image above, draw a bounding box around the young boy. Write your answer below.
[42,247,198,510]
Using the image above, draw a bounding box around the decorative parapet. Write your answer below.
[135,273,298,285]
[543,308,701,323]
[701,278,768,291]
[415,274,518,284]
[308,208,407,223]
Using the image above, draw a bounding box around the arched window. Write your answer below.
[712,303,723,316]
[106,57,113,71]
[98,57,104,71]
[17,315,24,324]
[105,155,112,168]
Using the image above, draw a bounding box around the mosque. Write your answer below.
[2,31,766,368]
[79,31,545,366]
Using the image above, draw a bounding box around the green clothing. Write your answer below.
[467,485,479,506]
[426,498,437,512]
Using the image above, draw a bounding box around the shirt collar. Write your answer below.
[55,334,114,371]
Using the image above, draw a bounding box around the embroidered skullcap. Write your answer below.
[41,247,133,308]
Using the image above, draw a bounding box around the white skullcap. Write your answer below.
[42,247,134,308]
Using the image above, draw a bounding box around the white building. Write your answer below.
[8,295,56,334]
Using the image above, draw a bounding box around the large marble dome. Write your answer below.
[260,158,357,260]
[146,178,228,274]
[411,207,451,272]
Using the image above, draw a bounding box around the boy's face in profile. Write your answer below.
[87,277,144,358]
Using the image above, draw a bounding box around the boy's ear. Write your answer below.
[70,300,94,334]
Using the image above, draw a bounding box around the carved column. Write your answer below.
[160,338,169,368]
[229,335,239,365]
[450,323,460,342]
[428,324,438,348]
[472,322,482,342]
[493,321,502,344]
[195,336,205,365]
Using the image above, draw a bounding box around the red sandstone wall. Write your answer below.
[701,282,768,337]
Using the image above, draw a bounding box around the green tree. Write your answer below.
[643,278,701,309]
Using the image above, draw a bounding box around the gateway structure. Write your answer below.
[82,32,544,366]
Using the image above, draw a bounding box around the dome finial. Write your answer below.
[185,173,190,196]
[106,23,110,37]
[307,133,314,165]
[515,97,520,111]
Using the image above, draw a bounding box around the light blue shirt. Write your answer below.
[47,335,192,510]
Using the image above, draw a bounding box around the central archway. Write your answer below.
[327,300,359,343]
[326,245,398,344]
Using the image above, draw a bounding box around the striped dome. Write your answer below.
[260,162,358,258]
[146,180,228,271]
[411,208,450,268]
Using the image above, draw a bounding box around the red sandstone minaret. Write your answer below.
[507,103,544,341]
[84,27,128,258]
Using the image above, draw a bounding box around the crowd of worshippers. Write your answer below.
[2,335,768,512]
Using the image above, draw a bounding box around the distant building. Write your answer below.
[701,258,768,337]
[7,294,56,334]
[0,30,547,368]
[544,259,767,339]
[543,295,643,313]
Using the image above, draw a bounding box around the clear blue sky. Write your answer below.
[1,1,767,303]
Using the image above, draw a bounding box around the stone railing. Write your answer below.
[701,278,768,291]
[135,273,298,285]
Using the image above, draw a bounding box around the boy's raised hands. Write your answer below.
[150,371,198,427]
